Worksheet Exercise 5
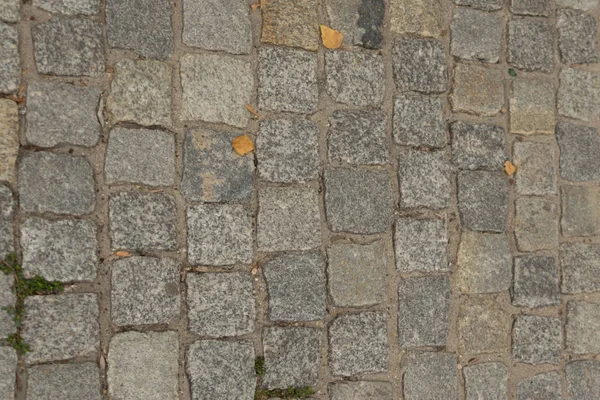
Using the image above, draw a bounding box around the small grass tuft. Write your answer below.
[254,356,265,376]
[255,386,314,400]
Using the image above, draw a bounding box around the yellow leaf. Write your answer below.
[114,251,131,257]
[244,103,260,118]
[232,135,254,155]
[504,161,516,176]
[320,25,343,49]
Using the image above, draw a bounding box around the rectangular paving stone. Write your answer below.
[0,347,16,399]
[452,63,504,116]
[561,243,600,294]
[566,361,600,400]
[0,22,20,93]
[0,273,14,337]
[557,0,598,9]
[453,0,504,10]
[517,372,562,400]
[510,0,551,16]
[0,99,18,182]
[402,352,457,400]
[513,315,562,364]
[33,0,99,15]
[510,78,556,135]
[108,331,178,400]
[393,94,446,148]
[458,296,510,354]
[451,8,502,63]
[398,276,450,347]
[515,197,559,251]
[566,301,600,354]
[451,121,507,171]
[28,363,101,400]
[389,0,441,37]
[0,185,14,258]
[329,381,392,400]
[463,363,508,400]
[561,186,600,237]
[514,142,557,195]
[513,255,560,308]
[508,18,555,72]
[261,0,319,51]
[0,0,19,22]
[558,68,600,122]
[458,171,508,232]
[326,0,384,49]
[558,9,598,64]
[395,217,448,273]
[398,149,451,210]
[326,50,384,107]
[393,37,447,94]
[556,122,600,182]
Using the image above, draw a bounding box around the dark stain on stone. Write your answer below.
[358,0,384,49]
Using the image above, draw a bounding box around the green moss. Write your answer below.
[254,356,265,376]
[255,386,314,400]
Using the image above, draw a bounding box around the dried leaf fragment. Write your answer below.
[250,2,260,11]
[114,251,131,257]
[504,161,516,176]
[320,25,343,49]
[244,103,260,118]
[232,134,254,155]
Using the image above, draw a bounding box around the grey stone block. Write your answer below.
[556,122,600,182]
[566,301,600,354]
[453,0,504,10]
[109,192,177,252]
[561,243,600,294]
[395,217,448,273]
[463,363,508,400]
[326,0,384,49]
[558,68,600,122]
[0,0,19,22]
[108,331,178,400]
[393,37,447,94]
[0,273,14,337]
[517,372,561,400]
[19,152,95,215]
[566,361,600,400]
[514,142,557,195]
[510,78,556,135]
[515,197,559,251]
[510,0,551,16]
[513,315,562,364]
[458,296,510,354]
[28,363,101,400]
[561,186,600,237]
[33,0,99,15]
[508,18,555,72]
[264,252,326,322]
[329,381,392,400]
[186,340,255,400]
[403,352,457,400]
[0,185,14,259]
[393,94,446,148]
[399,150,451,210]
[261,0,320,51]
[389,0,441,37]
[556,0,598,10]
[0,22,20,93]
[0,99,18,182]
[451,63,505,116]
[451,121,507,171]
[513,255,560,308]
[0,347,16,399]
[22,293,99,363]
[458,171,508,232]
[451,8,502,63]
[558,9,598,64]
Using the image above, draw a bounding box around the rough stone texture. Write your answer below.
[26,82,101,148]
[389,0,441,37]
[329,312,388,377]
[0,99,18,182]
[33,0,99,15]
[22,293,99,363]
[264,252,326,322]
[513,315,562,364]
[393,37,447,94]
[561,186,600,237]
[257,187,321,252]
[458,296,510,354]
[28,363,101,400]
[566,301,600,354]
[329,381,392,400]
[32,18,104,76]
[398,276,450,347]
[452,63,504,116]
[556,0,598,10]
[108,331,178,400]
[261,0,319,51]
[0,0,19,22]
[186,272,255,337]
[0,273,14,337]
[257,119,320,183]
[107,59,172,127]
[510,78,556,135]
[566,361,600,400]
[109,192,176,252]
[21,218,97,281]
[0,22,20,93]
[451,121,507,171]
[0,185,13,259]
[187,204,252,266]
[186,340,255,400]
[263,327,321,388]
[327,241,387,307]
[403,352,458,400]
[458,171,508,232]
[451,8,503,63]
[111,256,180,326]
[326,0,384,49]
[181,53,252,127]
[513,256,560,308]
[517,372,562,400]
[19,152,95,215]
[325,168,393,234]
[508,18,555,72]
[328,109,389,164]
[515,197,559,251]
[561,243,600,294]
[455,230,512,293]
[453,0,504,10]
[556,122,600,182]
[558,68,600,122]
[398,149,451,209]
[463,363,508,400]
[0,347,16,399]
[558,9,598,65]
[393,94,446,148]
[395,217,448,273]
[510,0,551,16]
[325,50,384,107]
[514,142,557,195]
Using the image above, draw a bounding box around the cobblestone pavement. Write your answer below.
[1,0,600,399]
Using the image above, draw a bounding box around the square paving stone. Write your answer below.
[0,0,19,22]
[561,243,600,294]
[451,63,504,116]
[329,381,392,400]
[105,128,175,187]
[187,340,255,400]
[514,142,557,195]
[0,22,19,93]
[458,296,511,354]
[566,301,600,354]
[181,54,252,128]
[263,327,321,388]
[398,149,451,210]
[558,9,598,64]
[0,99,18,182]
[111,256,180,326]
[566,361,600,400]
[19,152,95,215]
[510,0,551,16]
[558,68,600,122]
[109,192,176,252]
[561,186,600,237]
[32,18,103,76]
[264,252,326,322]
[329,312,388,377]
[261,0,319,51]
[325,168,393,234]
[28,363,101,400]
[513,315,562,364]
[510,78,556,135]
[515,197,559,251]
[453,0,504,10]
[402,352,457,400]
[326,0,384,49]
[458,171,508,232]
[556,123,600,182]
[451,8,503,63]
[108,331,178,400]
[257,119,320,183]
[556,0,598,10]
[328,109,389,165]
[513,255,560,308]
[21,218,97,281]
[183,0,251,54]
[393,94,446,148]
[325,50,384,107]
[107,59,172,127]
[398,276,450,347]
[327,241,387,307]
[451,121,507,171]
[517,372,562,400]
[187,204,252,266]
[508,18,555,72]
[33,0,98,15]
[393,37,447,94]
[186,272,254,337]
[455,230,512,293]
[0,273,14,337]
[395,217,448,273]
[0,347,16,399]
[389,0,441,37]
[257,187,321,252]
[0,185,14,258]
[463,363,508,400]
[22,293,99,363]
[107,0,173,59]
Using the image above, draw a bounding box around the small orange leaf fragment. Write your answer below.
[250,2,260,11]
[244,103,260,118]
[320,25,343,49]
[232,134,254,155]
[504,161,516,176]
[114,251,131,257]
